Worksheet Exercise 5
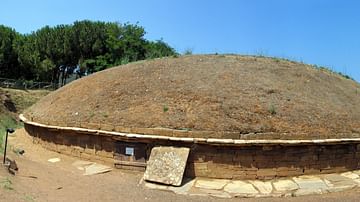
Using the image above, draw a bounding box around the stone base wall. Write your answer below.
[24,123,360,180]
[24,124,115,165]
[186,144,360,180]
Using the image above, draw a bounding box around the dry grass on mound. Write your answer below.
[25,55,360,139]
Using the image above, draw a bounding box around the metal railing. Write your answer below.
[0,78,55,90]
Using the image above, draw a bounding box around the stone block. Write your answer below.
[231,170,246,179]
[277,169,303,177]
[81,122,101,130]
[80,152,92,160]
[293,176,328,192]
[100,123,115,131]
[96,150,113,158]
[195,179,229,190]
[57,144,71,155]
[149,128,173,136]
[249,180,273,195]
[71,148,82,157]
[190,131,213,138]
[233,155,253,162]
[66,122,80,127]
[324,174,358,192]
[172,130,190,137]
[256,168,276,179]
[340,172,359,179]
[84,147,95,155]
[223,131,241,139]
[273,180,298,192]
[224,180,258,196]
[193,162,208,170]
[144,146,190,186]
[114,126,132,133]
[101,139,114,152]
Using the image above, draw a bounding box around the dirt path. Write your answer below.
[0,128,359,202]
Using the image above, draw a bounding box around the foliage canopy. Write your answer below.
[0,20,176,82]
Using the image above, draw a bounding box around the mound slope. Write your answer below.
[24,55,360,139]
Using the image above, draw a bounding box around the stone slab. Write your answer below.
[168,179,195,195]
[144,146,190,186]
[340,172,359,179]
[352,170,360,175]
[273,180,299,192]
[84,163,112,175]
[144,182,169,191]
[224,181,259,197]
[323,174,358,192]
[192,189,231,198]
[48,158,61,163]
[293,176,328,196]
[353,179,360,185]
[194,179,229,190]
[72,160,94,171]
[249,180,273,194]
[293,189,323,196]
[293,176,328,190]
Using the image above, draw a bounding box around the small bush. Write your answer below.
[272,57,281,63]
[268,104,277,115]
[1,177,13,190]
[163,105,169,112]
[183,48,193,55]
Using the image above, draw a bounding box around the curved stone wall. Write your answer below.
[21,115,360,180]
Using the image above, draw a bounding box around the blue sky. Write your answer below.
[1,0,359,82]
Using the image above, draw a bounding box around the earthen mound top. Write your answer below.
[24,55,360,139]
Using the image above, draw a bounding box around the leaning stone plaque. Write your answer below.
[144,146,190,186]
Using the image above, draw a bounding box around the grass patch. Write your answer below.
[1,88,49,112]
[163,105,169,112]
[22,194,35,202]
[1,177,14,190]
[268,104,277,115]
[272,57,281,63]
[312,65,354,81]
[250,55,355,81]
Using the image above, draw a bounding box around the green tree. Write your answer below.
[145,39,176,59]
[0,25,20,78]
[0,20,177,83]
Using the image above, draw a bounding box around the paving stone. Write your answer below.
[168,179,195,195]
[144,182,169,190]
[144,146,190,186]
[340,172,359,179]
[293,189,323,196]
[291,176,328,196]
[352,170,360,175]
[323,174,358,192]
[249,180,273,194]
[194,179,229,190]
[198,189,232,198]
[224,181,259,197]
[293,176,328,190]
[84,163,112,175]
[48,158,60,163]
[273,180,299,192]
[72,160,94,171]
[353,179,360,185]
